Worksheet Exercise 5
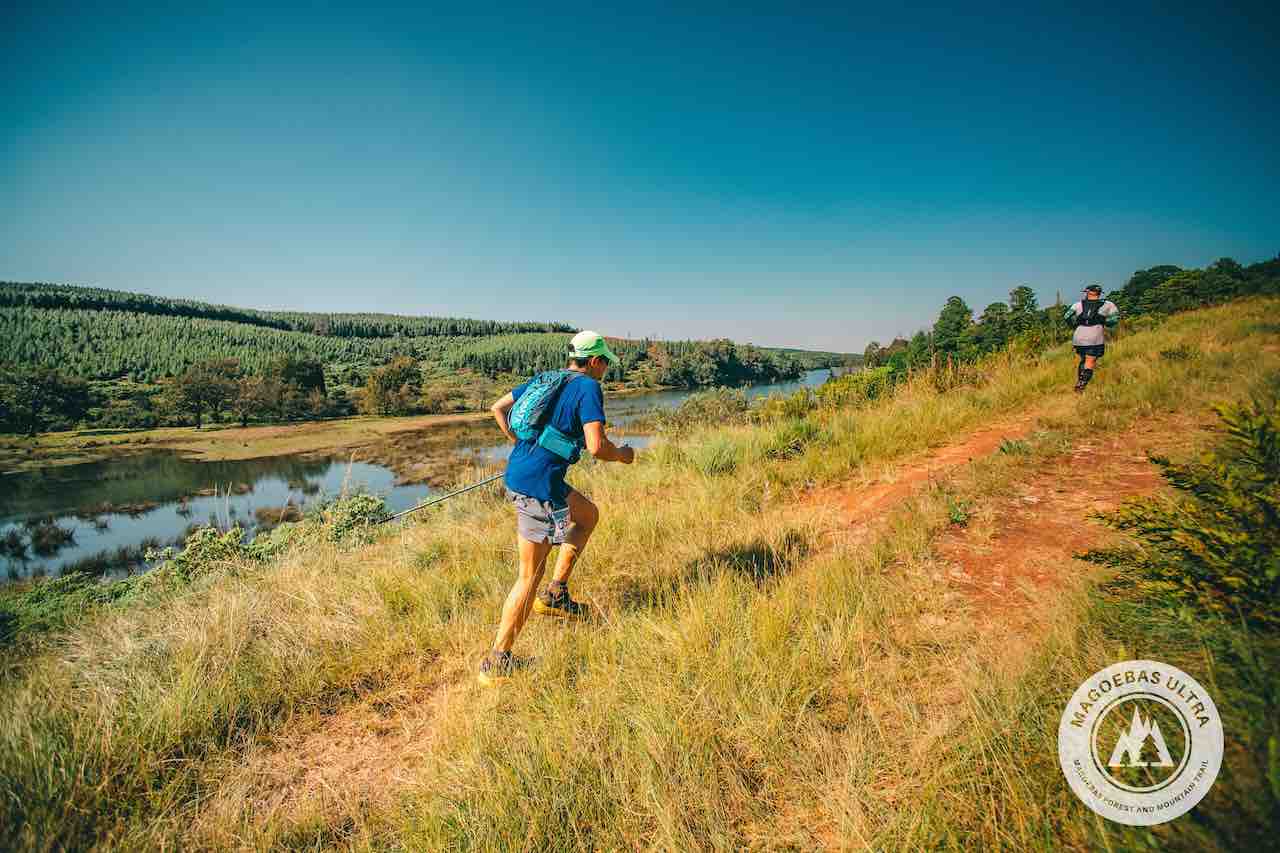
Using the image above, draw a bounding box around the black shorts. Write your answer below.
[1075,344,1105,358]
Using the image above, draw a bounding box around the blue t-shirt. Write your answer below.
[504,372,606,504]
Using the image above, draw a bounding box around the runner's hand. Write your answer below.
[621,445,635,464]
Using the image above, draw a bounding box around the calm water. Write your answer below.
[1,370,832,581]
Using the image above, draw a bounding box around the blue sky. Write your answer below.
[3,2,1277,352]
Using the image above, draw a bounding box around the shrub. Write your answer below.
[1084,397,1280,629]
[754,389,817,422]
[247,520,310,560]
[154,526,252,582]
[325,494,389,542]
[816,366,893,408]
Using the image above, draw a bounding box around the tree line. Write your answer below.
[862,254,1279,379]
[443,333,804,388]
[0,356,351,434]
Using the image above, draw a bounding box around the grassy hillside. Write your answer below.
[1,298,1277,850]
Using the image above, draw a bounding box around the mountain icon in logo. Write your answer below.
[1107,705,1174,768]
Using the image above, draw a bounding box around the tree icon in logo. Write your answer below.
[1108,706,1175,768]
[1093,695,1188,792]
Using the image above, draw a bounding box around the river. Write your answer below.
[0,370,833,582]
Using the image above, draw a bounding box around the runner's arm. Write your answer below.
[583,421,634,463]
[491,393,517,443]
[1102,302,1120,328]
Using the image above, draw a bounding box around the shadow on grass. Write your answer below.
[618,529,812,612]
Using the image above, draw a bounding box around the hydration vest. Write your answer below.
[1076,299,1105,327]
[510,370,579,440]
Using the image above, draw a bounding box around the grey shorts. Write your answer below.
[508,489,571,544]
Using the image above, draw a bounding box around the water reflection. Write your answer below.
[1,370,832,582]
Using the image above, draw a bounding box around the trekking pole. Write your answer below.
[379,471,505,525]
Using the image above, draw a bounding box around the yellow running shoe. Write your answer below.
[533,583,589,619]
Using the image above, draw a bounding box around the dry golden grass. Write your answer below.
[2,298,1277,851]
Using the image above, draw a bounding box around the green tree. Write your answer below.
[906,330,933,368]
[266,356,326,395]
[932,296,974,361]
[231,375,283,427]
[863,341,883,368]
[1007,285,1040,335]
[1139,270,1202,315]
[1114,265,1182,313]
[974,302,1011,353]
[0,365,91,435]
[171,359,241,429]
[360,357,421,415]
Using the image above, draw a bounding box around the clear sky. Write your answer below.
[3,2,1277,352]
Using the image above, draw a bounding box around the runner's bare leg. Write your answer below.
[550,489,599,585]
[493,536,551,652]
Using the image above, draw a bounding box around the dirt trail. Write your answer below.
[801,407,1051,542]
[924,418,1205,666]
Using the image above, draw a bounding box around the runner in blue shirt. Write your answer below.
[479,330,635,684]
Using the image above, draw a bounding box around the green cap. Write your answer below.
[569,330,620,365]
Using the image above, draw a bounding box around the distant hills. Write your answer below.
[0,281,850,384]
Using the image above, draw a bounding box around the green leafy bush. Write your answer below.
[148,525,252,581]
[1084,397,1280,628]
[325,494,389,542]
[815,366,893,408]
[754,389,817,422]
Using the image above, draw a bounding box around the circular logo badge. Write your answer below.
[1058,660,1223,825]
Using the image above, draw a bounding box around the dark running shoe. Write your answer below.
[533,584,589,619]
[478,650,517,686]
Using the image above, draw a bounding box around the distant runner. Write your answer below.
[478,330,635,685]
[1064,284,1120,392]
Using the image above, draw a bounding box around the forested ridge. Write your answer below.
[0,305,433,382]
[0,282,573,339]
[0,282,830,433]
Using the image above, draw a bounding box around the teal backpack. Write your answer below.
[510,370,579,441]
